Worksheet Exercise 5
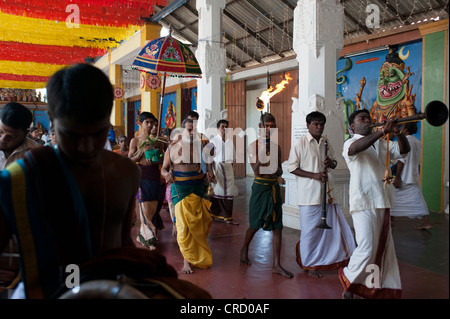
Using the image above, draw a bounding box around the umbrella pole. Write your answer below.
[157,74,167,138]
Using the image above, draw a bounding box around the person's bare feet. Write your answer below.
[239,248,251,265]
[272,266,294,278]
[181,259,193,274]
[304,269,322,278]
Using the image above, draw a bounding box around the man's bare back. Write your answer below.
[66,149,140,254]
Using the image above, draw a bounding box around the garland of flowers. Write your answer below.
[0,11,140,48]
[0,73,49,82]
[0,1,166,89]
[0,41,106,65]
[0,61,67,77]
[0,80,46,89]
[0,0,166,27]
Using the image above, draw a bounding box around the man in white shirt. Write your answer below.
[288,111,356,278]
[0,102,41,170]
[208,119,238,224]
[340,109,410,299]
[391,122,431,229]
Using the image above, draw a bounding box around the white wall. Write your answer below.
[245,87,266,176]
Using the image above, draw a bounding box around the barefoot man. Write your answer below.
[239,113,294,278]
[129,112,162,250]
[161,118,215,274]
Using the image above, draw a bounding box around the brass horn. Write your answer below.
[316,138,332,229]
[368,100,449,128]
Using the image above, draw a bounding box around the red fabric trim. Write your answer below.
[339,268,402,299]
[295,241,350,272]
[338,209,402,299]
[375,208,391,267]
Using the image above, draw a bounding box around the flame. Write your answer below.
[258,73,293,110]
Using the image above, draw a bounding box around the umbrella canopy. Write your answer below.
[132,35,202,78]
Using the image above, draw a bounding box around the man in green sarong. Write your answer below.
[239,113,294,278]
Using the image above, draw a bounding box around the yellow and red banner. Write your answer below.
[0,0,166,89]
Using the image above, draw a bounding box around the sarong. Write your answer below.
[391,182,429,218]
[296,204,356,271]
[210,162,235,221]
[136,164,161,248]
[171,171,213,268]
[138,164,160,202]
[0,146,92,299]
[249,177,283,231]
[339,208,402,299]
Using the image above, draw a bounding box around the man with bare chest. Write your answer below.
[0,64,141,298]
[161,119,215,274]
[239,113,294,278]
[129,112,163,250]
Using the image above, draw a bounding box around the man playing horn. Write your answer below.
[340,109,410,299]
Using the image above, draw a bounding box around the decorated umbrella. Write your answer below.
[131,29,202,136]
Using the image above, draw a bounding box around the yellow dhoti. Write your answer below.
[174,193,213,268]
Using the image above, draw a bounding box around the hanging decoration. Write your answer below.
[0,41,106,65]
[0,0,165,28]
[0,11,140,49]
[147,74,161,89]
[0,0,166,89]
[114,86,124,99]
[0,61,68,77]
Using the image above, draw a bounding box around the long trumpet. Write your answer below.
[369,100,448,128]
[316,137,332,229]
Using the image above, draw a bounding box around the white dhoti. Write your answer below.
[391,182,429,218]
[296,204,356,271]
[210,162,235,221]
[339,208,402,299]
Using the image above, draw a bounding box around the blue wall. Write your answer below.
[336,40,423,140]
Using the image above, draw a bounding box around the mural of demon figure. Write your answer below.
[368,45,417,130]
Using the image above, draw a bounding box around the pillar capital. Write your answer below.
[293,0,344,59]
[196,0,225,11]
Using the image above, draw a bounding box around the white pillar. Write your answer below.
[196,0,227,134]
[282,0,350,230]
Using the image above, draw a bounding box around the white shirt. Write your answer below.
[287,132,335,205]
[342,134,404,213]
[397,135,421,185]
[210,135,234,163]
[0,138,41,170]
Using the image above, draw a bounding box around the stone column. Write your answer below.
[282,0,350,230]
[195,0,227,134]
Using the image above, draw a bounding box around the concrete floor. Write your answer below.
[141,177,449,299]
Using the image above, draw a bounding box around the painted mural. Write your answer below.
[336,40,423,141]
[162,91,177,129]
[191,87,197,111]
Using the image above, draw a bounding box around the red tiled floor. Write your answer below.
[133,177,449,300]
